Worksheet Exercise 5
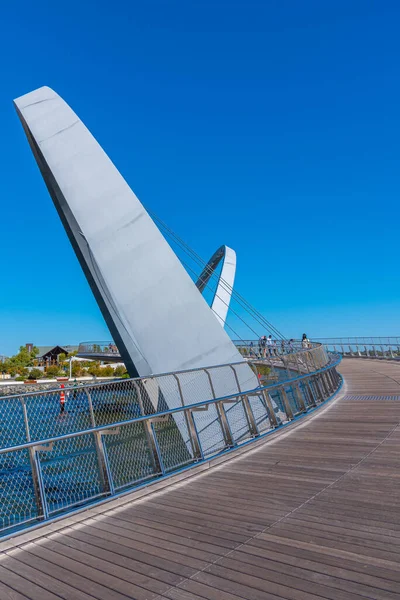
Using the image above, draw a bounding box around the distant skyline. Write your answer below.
[1,0,400,355]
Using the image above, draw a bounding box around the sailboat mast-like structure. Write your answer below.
[14,87,251,385]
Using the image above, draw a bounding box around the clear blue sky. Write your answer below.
[1,0,399,355]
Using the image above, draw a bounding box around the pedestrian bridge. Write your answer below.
[0,355,399,599]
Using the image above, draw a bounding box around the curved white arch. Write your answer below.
[196,245,236,328]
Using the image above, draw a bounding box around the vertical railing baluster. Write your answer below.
[204,368,233,449]
[85,390,113,495]
[133,382,164,475]
[229,365,259,438]
[293,383,306,413]
[20,398,48,520]
[185,409,203,460]
[280,388,294,420]
[305,379,317,407]
[262,390,279,427]
[216,401,234,448]
[173,374,203,460]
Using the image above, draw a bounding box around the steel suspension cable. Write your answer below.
[148,209,285,340]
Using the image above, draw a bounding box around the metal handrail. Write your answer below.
[77,339,315,358]
[0,342,327,402]
[0,354,340,456]
[0,348,341,537]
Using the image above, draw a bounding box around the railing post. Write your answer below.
[262,390,279,427]
[85,390,113,495]
[20,398,48,520]
[293,383,306,413]
[28,447,49,520]
[133,382,164,475]
[311,376,324,403]
[204,368,234,448]
[319,373,330,399]
[229,365,259,438]
[185,409,203,460]
[280,388,294,420]
[241,394,259,437]
[324,369,334,392]
[304,380,317,407]
[331,368,339,387]
[216,400,234,448]
[173,373,203,460]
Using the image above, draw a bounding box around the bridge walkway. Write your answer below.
[0,358,400,600]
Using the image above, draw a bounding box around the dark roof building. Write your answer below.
[33,345,79,362]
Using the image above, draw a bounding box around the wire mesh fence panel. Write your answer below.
[103,422,157,490]
[174,370,214,406]
[209,365,241,399]
[231,362,259,394]
[25,390,93,443]
[153,413,194,472]
[0,398,27,449]
[38,433,104,515]
[247,392,271,433]
[269,389,289,423]
[154,374,184,411]
[192,404,226,457]
[0,449,38,532]
[223,400,252,444]
[88,380,141,426]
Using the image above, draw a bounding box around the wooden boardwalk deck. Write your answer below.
[1,358,400,600]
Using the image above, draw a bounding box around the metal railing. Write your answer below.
[0,344,340,537]
[78,342,121,357]
[78,339,316,360]
[312,337,400,360]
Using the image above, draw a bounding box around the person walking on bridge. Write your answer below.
[259,336,267,358]
[267,335,273,356]
[302,333,310,349]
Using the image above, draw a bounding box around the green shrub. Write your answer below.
[28,368,43,380]
[45,365,61,378]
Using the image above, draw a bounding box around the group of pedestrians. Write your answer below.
[254,335,278,358]
[248,334,310,358]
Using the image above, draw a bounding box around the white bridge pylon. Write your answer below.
[195,245,236,328]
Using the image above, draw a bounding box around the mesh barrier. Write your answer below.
[224,400,253,444]
[269,389,289,424]
[192,403,226,457]
[25,390,93,442]
[0,347,341,537]
[38,433,104,515]
[0,398,27,449]
[0,449,38,531]
[153,414,194,472]
[247,392,272,434]
[103,422,157,490]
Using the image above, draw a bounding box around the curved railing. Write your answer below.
[78,341,121,358]
[78,339,317,360]
[312,336,400,359]
[0,344,341,537]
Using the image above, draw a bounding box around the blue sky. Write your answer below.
[0,0,399,355]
